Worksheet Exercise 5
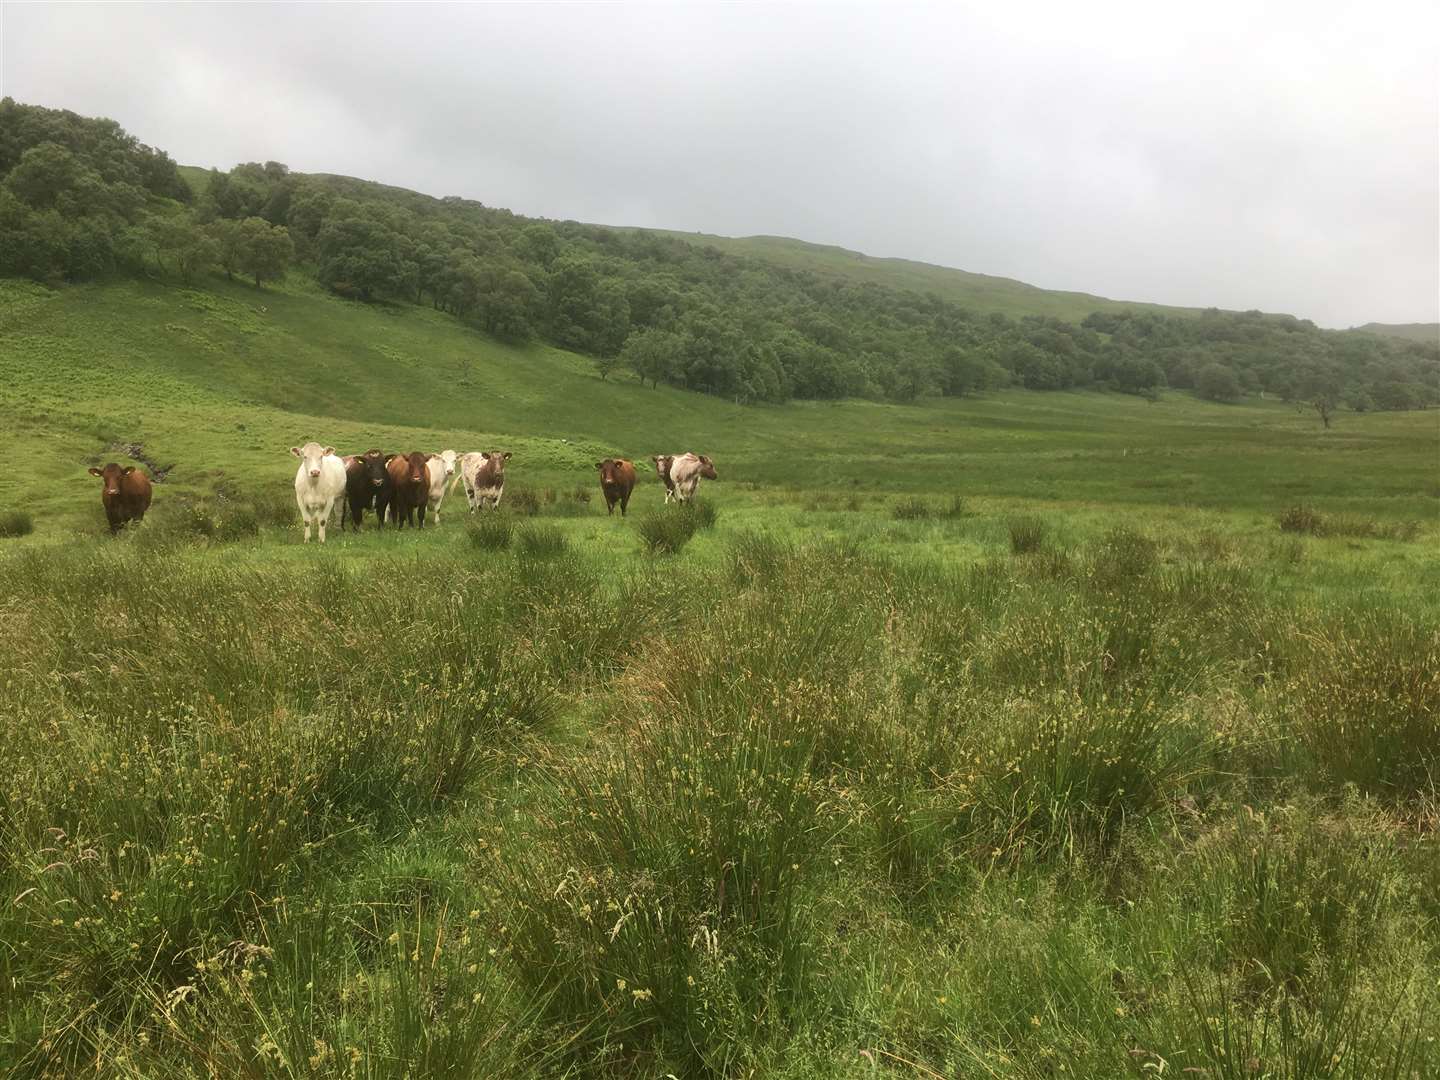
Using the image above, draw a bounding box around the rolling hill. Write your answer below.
[1353,321,1440,343]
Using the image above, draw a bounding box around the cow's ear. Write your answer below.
[324,447,336,456]
[88,466,103,477]
[595,461,604,470]
[502,452,512,460]
[384,454,396,463]
[289,446,302,457]
[700,456,711,464]
[427,454,439,461]
[121,466,135,475]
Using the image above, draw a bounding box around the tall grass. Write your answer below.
[0,510,34,537]
[0,528,1435,1077]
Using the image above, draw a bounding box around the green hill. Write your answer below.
[646,230,1197,322]
[3,273,1435,540]
[1353,321,1440,344]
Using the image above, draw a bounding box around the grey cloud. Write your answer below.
[3,1,1435,326]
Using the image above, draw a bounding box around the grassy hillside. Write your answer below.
[3,274,1435,544]
[1353,321,1440,343]
[648,229,1201,322]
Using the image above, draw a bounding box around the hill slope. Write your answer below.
[646,230,1198,322]
[2,274,1435,538]
[1353,322,1440,344]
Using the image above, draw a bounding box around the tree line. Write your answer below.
[2,99,1435,413]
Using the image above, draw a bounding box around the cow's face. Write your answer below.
[651,455,673,481]
[290,442,335,479]
[432,449,458,479]
[403,452,428,485]
[88,463,133,497]
[697,455,718,481]
[481,451,511,477]
[361,450,389,488]
[596,458,628,486]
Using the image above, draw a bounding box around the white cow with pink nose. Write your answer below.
[290,442,346,543]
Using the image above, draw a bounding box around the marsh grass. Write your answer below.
[636,504,702,553]
[0,510,34,537]
[1279,504,1421,541]
[1008,514,1047,554]
[1,528,1435,1078]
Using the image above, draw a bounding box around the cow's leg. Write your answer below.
[620,491,630,517]
[318,500,332,543]
[418,505,427,528]
[302,508,312,543]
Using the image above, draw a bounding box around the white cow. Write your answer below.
[290,442,347,543]
[666,452,717,503]
[424,450,458,525]
[452,450,511,511]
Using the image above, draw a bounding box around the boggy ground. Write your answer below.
[0,497,1436,1078]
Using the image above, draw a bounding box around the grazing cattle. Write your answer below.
[386,451,431,527]
[453,451,511,511]
[665,452,717,503]
[291,442,347,543]
[424,450,459,525]
[88,462,153,535]
[341,449,393,531]
[595,458,638,516]
[651,454,677,504]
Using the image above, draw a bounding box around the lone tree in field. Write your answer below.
[1196,362,1242,402]
[236,217,293,289]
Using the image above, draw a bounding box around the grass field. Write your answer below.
[1,271,1438,1078]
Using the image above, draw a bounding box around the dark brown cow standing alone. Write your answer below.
[386,451,430,527]
[595,458,637,516]
[88,462,153,534]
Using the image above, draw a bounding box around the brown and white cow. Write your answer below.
[341,449,393,531]
[651,454,676,504]
[454,451,511,511]
[88,462,153,535]
[595,458,637,516]
[664,452,717,503]
[385,451,431,528]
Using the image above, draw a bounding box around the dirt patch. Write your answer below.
[107,441,175,483]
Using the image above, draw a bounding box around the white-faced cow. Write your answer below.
[664,452,717,503]
[454,451,511,511]
[424,450,458,525]
[386,451,431,528]
[291,442,347,543]
[595,458,637,516]
[651,454,677,504]
[88,462,153,535]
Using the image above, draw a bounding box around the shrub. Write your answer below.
[637,506,701,554]
[1278,505,1324,535]
[506,487,542,516]
[689,497,719,530]
[516,523,568,557]
[0,510,34,538]
[467,512,515,550]
[1008,515,1047,554]
[892,497,932,521]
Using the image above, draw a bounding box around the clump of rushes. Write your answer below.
[467,512,515,550]
[1008,514,1047,553]
[637,505,701,553]
[0,510,34,537]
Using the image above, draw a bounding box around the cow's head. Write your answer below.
[651,454,673,481]
[290,442,335,480]
[430,449,458,479]
[361,449,389,488]
[697,455,718,481]
[481,451,512,476]
[402,451,428,485]
[596,458,628,485]
[88,463,133,497]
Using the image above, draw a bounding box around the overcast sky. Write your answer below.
[3,1,1436,327]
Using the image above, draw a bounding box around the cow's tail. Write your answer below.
[449,470,466,497]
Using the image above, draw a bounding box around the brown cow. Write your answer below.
[595,458,637,516]
[386,451,430,528]
[88,462,153,535]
